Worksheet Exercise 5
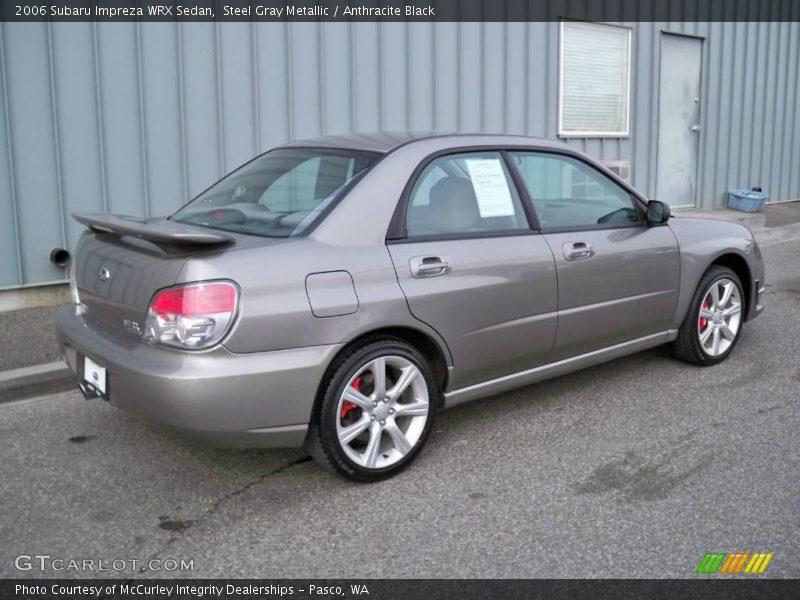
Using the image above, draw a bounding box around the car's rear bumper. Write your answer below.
[56,305,342,448]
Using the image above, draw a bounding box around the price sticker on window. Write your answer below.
[465,158,516,218]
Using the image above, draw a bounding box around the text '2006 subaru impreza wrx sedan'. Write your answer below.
[57,133,765,481]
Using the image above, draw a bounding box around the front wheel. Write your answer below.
[673,266,745,365]
[307,338,437,482]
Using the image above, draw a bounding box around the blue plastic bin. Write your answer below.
[727,189,768,213]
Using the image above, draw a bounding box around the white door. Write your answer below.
[656,34,703,208]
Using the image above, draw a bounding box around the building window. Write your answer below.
[559,21,631,137]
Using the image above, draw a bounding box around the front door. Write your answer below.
[656,33,703,207]
[509,151,681,362]
[387,151,559,390]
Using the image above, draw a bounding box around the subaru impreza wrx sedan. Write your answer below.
[57,133,765,481]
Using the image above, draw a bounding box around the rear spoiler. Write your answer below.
[73,213,235,247]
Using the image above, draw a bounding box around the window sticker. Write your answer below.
[465,158,516,218]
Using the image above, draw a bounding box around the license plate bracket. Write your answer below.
[83,355,108,398]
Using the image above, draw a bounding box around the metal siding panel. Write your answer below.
[789,24,800,199]
[646,21,660,200]
[482,22,505,132]
[133,23,152,216]
[545,22,558,140]
[738,21,757,199]
[408,22,434,131]
[778,21,798,200]
[180,23,223,197]
[351,23,380,131]
[288,22,322,139]
[219,23,257,172]
[0,23,22,286]
[694,22,713,207]
[434,23,459,131]
[630,21,643,191]
[4,23,64,284]
[527,22,548,136]
[320,22,353,135]
[758,22,779,200]
[506,22,527,134]
[712,22,732,207]
[768,21,787,200]
[632,22,651,194]
[749,23,769,193]
[381,23,408,131]
[139,23,185,213]
[253,22,290,149]
[51,23,105,253]
[728,21,747,192]
[96,24,147,217]
[458,22,482,131]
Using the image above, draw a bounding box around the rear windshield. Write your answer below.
[172,148,379,238]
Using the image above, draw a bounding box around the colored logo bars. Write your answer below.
[696,552,774,574]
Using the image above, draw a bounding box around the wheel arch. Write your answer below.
[347,327,449,398]
[708,252,752,318]
[316,326,451,413]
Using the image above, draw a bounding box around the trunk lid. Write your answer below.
[73,213,237,339]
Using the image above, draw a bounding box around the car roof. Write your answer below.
[279,131,574,154]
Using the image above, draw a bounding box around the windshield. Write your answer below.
[172,148,379,238]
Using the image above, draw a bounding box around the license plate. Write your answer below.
[83,356,107,395]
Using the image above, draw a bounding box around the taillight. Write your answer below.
[144,281,239,350]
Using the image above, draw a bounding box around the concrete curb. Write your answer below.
[753,222,800,246]
[0,361,74,405]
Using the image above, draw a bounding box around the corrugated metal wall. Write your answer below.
[1,20,799,288]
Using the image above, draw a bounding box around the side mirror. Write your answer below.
[647,200,671,225]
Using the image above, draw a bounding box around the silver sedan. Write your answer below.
[57,133,765,481]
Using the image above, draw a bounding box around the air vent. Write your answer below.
[600,160,631,183]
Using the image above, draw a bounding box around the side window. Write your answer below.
[406,152,529,237]
[509,152,640,229]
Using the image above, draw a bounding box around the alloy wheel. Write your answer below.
[335,355,429,470]
[697,277,742,357]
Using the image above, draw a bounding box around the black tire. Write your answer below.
[306,337,438,482]
[672,265,745,366]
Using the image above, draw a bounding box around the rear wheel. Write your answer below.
[673,266,745,365]
[307,338,437,482]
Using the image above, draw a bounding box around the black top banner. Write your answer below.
[2,0,800,22]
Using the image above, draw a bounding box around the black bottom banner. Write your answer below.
[3,579,799,600]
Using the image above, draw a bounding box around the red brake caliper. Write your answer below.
[340,376,361,420]
[699,299,710,330]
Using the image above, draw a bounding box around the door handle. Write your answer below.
[410,256,450,278]
[690,124,701,132]
[563,241,595,261]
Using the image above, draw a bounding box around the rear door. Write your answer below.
[387,151,558,389]
[508,151,680,361]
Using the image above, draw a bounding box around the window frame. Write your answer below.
[507,149,646,233]
[558,20,632,138]
[387,145,649,243]
[386,148,540,244]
